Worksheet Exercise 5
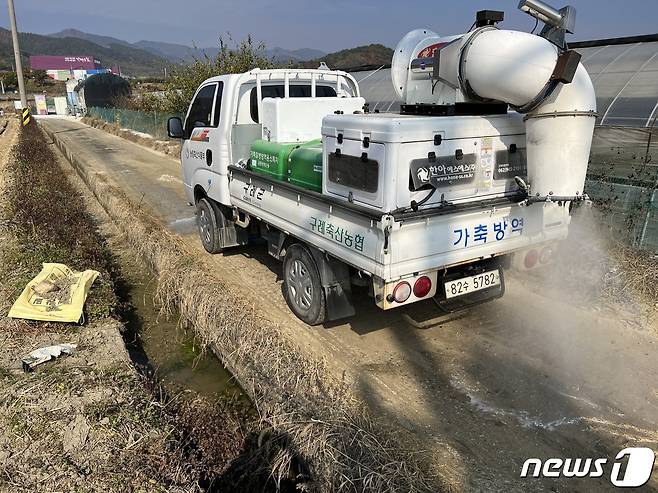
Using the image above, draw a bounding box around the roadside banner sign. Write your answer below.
[53,96,68,115]
[34,94,48,115]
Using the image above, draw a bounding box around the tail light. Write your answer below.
[539,246,553,264]
[524,249,539,269]
[413,276,432,298]
[392,281,412,303]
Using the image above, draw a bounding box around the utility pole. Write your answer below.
[7,0,27,109]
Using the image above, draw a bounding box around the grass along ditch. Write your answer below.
[0,119,307,492]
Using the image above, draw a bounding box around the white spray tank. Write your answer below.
[392,1,596,201]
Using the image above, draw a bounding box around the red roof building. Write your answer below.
[29,55,103,71]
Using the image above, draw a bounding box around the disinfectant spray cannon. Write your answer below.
[391,0,596,203]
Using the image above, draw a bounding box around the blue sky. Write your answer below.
[1,0,656,52]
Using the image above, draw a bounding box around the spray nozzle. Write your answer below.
[514,176,530,195]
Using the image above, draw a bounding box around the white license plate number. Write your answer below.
[444,270,500,299]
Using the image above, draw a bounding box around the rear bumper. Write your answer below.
[375,256,509,311]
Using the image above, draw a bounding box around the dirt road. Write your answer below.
[41,118,658,492]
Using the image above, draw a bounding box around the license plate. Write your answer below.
[444,269,500,299]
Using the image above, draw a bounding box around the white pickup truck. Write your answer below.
[168,2,596,325]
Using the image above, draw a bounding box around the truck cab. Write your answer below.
[174,69,360,209]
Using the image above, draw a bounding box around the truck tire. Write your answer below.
[283,244,326,325]
[196,198,222,254]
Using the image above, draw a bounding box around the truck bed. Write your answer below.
[228,165,571,281]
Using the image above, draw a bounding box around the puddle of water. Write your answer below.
[115,247,245,400]
[450,376,583,431]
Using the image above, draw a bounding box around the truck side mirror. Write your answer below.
[167,117,184,139]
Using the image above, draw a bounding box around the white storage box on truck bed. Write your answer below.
[262,97,365,143]
[321,112,527,211]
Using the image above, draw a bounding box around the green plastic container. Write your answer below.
[249,140,297,181]
[287,142,323,193]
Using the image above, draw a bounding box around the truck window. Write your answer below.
[328,153,379,193]
[250,84,337,122]
[185,84,216,137]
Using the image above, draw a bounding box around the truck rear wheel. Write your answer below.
[196,198,222,254]
[283,244,326,326]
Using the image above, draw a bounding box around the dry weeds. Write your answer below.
[0,121,272,492]
[0,120,195,492]
[2,120,118,323]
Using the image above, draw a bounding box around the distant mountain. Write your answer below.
[49,28,131,48]
[288,48,327,60]
[267,47,326,64]
[0,27,169,76]
[300,44,394,70]
[131,42,324,64]
[133,39,211,62]
[2,26,382,76]
[49,29,325,64]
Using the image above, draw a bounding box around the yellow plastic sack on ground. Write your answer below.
[8,263,99,323]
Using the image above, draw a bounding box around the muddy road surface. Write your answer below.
[41,118,658,492]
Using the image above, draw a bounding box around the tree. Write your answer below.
[158,35,275,114]
[30,70,49,84]
[84,73,131,108]
[1,71,18,89]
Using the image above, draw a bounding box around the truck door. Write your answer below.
[181,82,223,195]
